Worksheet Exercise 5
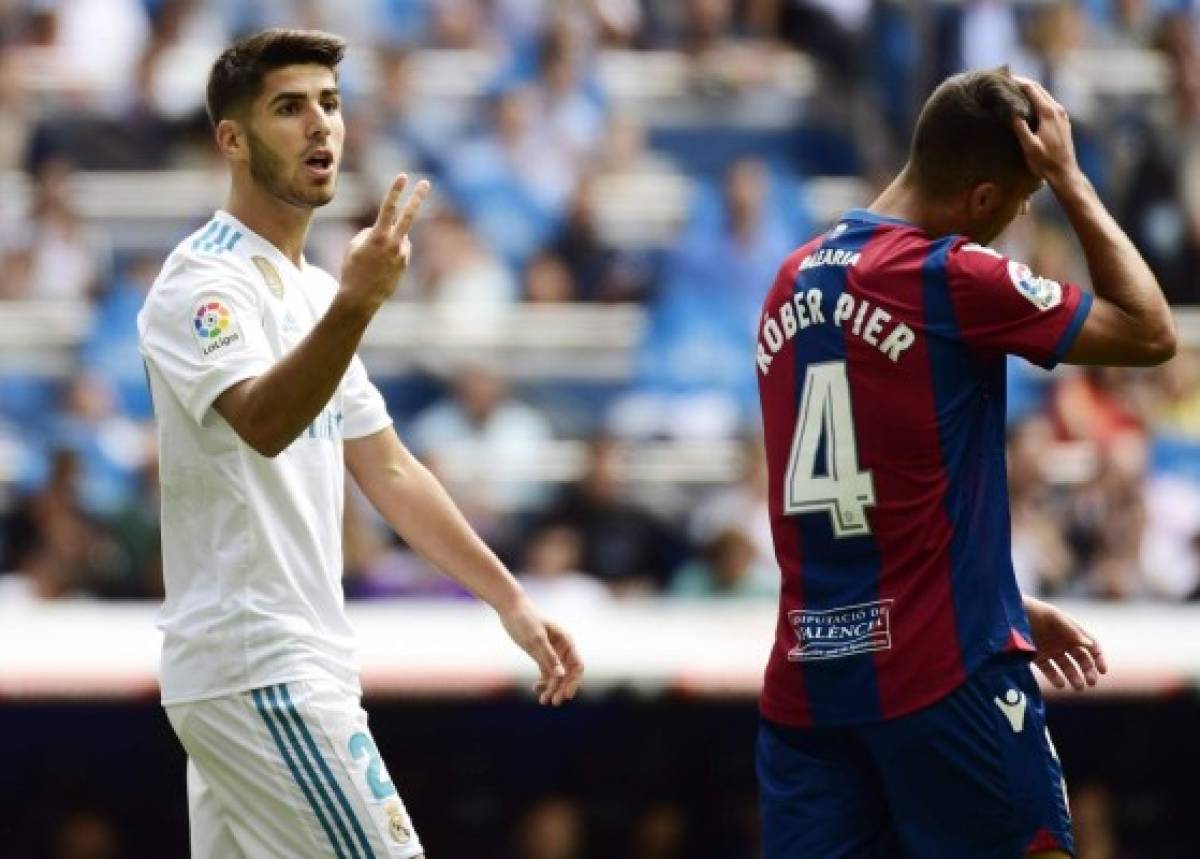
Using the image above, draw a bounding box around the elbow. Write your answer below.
[241,425,293,459]
[252,440,287,459]
[1142,318,1178,366]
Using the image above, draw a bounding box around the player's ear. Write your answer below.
[966,181,1002,220]
[215,117,248,163]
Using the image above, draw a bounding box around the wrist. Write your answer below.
[489,578,528,616]
[329,290,379,326]
[1046,165,1091,202]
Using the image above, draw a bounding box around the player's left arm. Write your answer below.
[344,426,583,706]
[1022,595,1107,691]
[944,240,1094,370]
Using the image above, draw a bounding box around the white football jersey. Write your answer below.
[138,211,392,705]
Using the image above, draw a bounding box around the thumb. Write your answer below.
[531,633,566,679]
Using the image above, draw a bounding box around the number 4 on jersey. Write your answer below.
[784,361,876,537]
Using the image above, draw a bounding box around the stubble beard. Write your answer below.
[246,127,335,210]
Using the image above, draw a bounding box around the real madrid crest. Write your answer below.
[251,255,285,299]
[384,801,411,845]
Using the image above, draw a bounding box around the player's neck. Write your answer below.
[868,169,963,240]
[224,180,313,268]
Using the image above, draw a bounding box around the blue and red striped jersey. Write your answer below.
[756,209,1092,727]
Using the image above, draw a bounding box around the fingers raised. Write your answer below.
[393,178,431,239]
[374,173,409,231]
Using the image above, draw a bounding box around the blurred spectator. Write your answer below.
[1152,349,1200,438]
[0,449,120,601]
[444,84,569,264]
[1,160,109,300]
[135,0,229,122]
[613,157,795,438]
[592,0,644,48]
[80,254,161,420]
[408,208,518,312]
[549,175,653,303]
[408,363,554,526]
[676,0,776,95]
[689,437,773,571]
[631,801,687,859]
[50,373,152,517]
[777,0,869,82]
[1141,469,1200,599]
[1008,416,1075,596]
[1069,782,1118,859]
[102,456,163,600]
[52,807,121,859]
[9,0,150,112]
[670,526,776,598]
[1065,434,1150,599]
[959,0,1022,74]
[1051,367,1145,453]
[523,250,578,303]
[0,44,32,171]
[353,45,471,179]
[1119,12,1200,303]
[514,795,585,859]
[528,16,607,166]
[538,435,684,594]
[517,522,612,608]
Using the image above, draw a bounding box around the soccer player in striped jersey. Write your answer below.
[138,30,582,858]
[754,69,1174,857]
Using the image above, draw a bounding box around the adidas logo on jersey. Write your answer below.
[994,688,1027,733]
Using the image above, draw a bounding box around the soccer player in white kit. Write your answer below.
[137,29,584,858]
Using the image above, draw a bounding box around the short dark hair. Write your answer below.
[205,29,346,127]
[908,68,1038,198]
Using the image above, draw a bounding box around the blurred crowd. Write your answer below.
[3,0,1200,618]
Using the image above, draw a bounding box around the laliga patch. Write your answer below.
[191,297,244,358]
[1007,260,1063,311]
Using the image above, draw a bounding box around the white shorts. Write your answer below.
[166,679,425,859]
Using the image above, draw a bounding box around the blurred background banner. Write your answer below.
[2,0,1200,857]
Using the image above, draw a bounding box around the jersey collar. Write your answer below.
[842,208,915,228]
[214,209,308,278]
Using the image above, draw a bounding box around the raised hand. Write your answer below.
[1011,77,1081,187]
[339,173,430,315]
[498,595,584,706]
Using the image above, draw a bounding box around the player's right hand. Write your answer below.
[1011,77,1081,188]
[339,173,430,314]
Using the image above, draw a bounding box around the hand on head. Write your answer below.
[1011,77,1081,186]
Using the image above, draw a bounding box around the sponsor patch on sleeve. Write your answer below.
[190,297,244,358]
[1007,260,1063,311]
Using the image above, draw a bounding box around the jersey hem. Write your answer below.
[343,414,394,440]
[759,645,1035,728]
[159,669,360,707]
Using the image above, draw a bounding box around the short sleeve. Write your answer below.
[341,355,392,439]
[138,255,275,425]
[945,239,1093,369]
